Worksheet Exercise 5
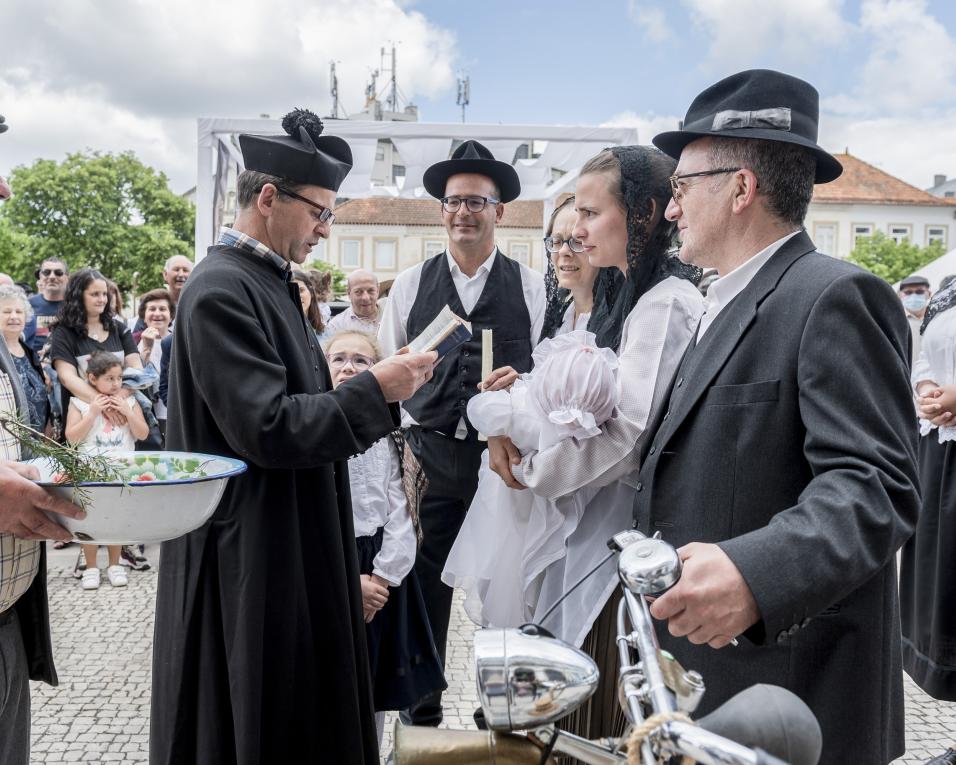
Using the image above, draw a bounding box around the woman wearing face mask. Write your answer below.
[486,146,704,746]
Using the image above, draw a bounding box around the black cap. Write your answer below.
[239,108,352,192]
[423,140,521,202]
[653,69,842,184]
[900,274,930,288]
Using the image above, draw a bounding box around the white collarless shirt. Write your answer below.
[697,230,801,341]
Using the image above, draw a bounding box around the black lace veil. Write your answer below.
[589,145,702,352]
[921,279,956,334]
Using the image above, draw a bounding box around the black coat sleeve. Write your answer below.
[182,285,397,469]
[719,271,920,642]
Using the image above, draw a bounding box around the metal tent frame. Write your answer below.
[196,118,639,261]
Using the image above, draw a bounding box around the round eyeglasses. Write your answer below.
[440,195,500,214]
[327,352,374,371]
[544,235,585,254]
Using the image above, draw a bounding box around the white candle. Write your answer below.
[481,329,493,381]
[478,329,493,441]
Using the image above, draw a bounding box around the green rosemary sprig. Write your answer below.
[0,416,125,509]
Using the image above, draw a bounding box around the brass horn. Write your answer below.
[393,721,552,765]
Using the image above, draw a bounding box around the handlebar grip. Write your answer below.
[756,749,792,765]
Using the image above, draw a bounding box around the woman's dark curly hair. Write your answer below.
[52,268,114,335]
[291,271,324,334]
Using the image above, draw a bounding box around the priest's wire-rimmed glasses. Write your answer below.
[440,195,500,214]
[543,235,585,254]
[275,186,336,225]
[668,168,741,202]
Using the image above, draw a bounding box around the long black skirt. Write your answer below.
[558,590,627,764]
[356,529,447,712]
[900,433,956,701]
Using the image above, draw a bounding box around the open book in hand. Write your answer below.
[406,305,472,360]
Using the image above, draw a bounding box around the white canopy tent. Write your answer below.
[893,245,956,291]
[195,118,640,261]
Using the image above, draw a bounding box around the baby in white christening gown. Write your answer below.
[441,330,619,627]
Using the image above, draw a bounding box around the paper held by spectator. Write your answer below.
[406,305,472,359]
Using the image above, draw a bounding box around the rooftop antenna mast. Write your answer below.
[456,74,470,123]
[329,61,347,119]
[388,44,399,112]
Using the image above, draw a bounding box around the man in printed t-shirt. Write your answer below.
[23,258,69,356]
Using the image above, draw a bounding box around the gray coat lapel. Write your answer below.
[658,231,817,446]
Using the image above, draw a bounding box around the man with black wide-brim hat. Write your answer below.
[630,70,919,764]
[151,109,437,765]
[379,139,545,726]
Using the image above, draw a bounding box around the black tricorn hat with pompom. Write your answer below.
[238,108,352,191]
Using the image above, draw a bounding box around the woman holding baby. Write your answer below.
[445,145,704,743]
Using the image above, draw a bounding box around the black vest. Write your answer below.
[404,251,533,439]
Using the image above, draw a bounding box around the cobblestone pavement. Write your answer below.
[28,547,955,763]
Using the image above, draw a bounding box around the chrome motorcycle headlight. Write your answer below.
[474,626,599,731]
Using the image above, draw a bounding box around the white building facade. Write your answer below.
[805,153,956,259]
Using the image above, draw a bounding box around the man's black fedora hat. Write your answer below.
[653,69,843,184]
[423,139,521,202]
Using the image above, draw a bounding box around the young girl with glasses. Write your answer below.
[324,331,445,749]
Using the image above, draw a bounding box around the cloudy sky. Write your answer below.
[2,0,955,193]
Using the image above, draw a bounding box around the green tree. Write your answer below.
[0,151,194,294]
[847,231,945,284]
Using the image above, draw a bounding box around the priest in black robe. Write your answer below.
[150,109,437,765]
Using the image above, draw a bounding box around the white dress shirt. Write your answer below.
[349,437,416,586]
[697,230,801,341]
[378,247,546,435]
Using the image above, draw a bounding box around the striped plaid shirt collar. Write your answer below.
[217,226,291,278]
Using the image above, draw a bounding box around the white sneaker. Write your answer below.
[82,567,101,590]
[106,565,128,587]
